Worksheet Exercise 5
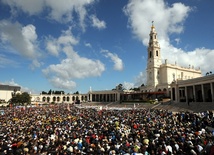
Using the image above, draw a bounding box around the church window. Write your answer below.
[156,50,158,56]
[150,51,152,58]
[150,36,152,40]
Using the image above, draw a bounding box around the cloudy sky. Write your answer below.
[0,0,213,94]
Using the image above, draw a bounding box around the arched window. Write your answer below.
[47,97,50,102]
[150,51,152,58]
[156,50,158,56]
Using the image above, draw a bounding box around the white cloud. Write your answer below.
[46,40,59,57]
[85,42,92,48]
[1,79,37,94]
[0,20,41,68]
[43,45,105,90]
[160,41,214,74]
[49,77,77,90]
[2,0,44,15]
[134,71,147,87]
[44,26,106,90]
[124,0,214,75]
[58,28,79,45]
[101,49,124,71]
[90,15,106,29]
[123,0,191,44]
[174,38,180,44]
[2,79,20,86]
[46,28,78,56]
[0,54,18,67]
[43,47,105,79]
[122,71,147,90]
[2,0,95,29]
[123,81,134,90]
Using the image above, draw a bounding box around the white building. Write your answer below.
[141,23,202,97]
[0,84,21,102]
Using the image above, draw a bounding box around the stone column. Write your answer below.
[211,82,214,102]
[185,86,188,103]
[201,84,205,102]
[175,86,179,102]
[89,93,92,102]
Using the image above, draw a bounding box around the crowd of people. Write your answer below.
[0,103,214,155]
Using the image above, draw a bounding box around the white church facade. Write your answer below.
[140,24,202,98]
[140,23,214,103]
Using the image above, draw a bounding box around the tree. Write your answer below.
[74,91,79,94]
[116,84,124,91]
[42,91,47,94]
[55,91,65,94]
[48,89,52,94]
[10,92,31,106]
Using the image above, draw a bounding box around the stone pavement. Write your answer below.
[156,101,214,113]
[82,101,214,113]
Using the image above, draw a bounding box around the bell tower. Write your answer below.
[146,22,162,90]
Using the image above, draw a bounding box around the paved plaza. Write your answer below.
[81,101,214,113]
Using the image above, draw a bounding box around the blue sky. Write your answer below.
[0,0,214,94]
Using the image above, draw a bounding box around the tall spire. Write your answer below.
[151,21,156,33]
[149,21,158,46]
[146,22,162,88]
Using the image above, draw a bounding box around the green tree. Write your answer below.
[10,92,31,106]
[73,91,79,94]
[48,89,52,94]
[41,91,47,94]
[55,91,65,94]
[117,84,123,91]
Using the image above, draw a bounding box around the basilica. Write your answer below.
[140,24,214,103]
[1,24,214,104]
